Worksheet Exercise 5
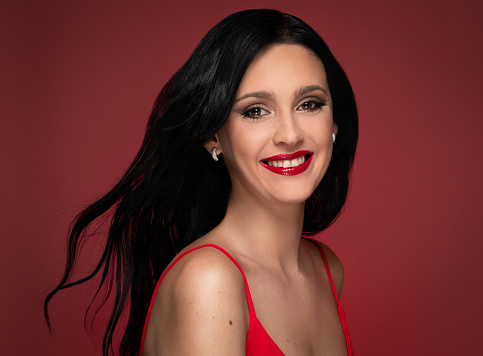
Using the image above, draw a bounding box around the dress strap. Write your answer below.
[309,240,353,355]
[195,244,257,317]
[140,244,257,355]
[148,244,256,320]
[310,240,341,305]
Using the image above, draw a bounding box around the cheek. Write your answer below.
[309,116,335,168]
[219,123,269,181]
[222,121,267,158]
[307,116,334,142]
[218,125,247,173]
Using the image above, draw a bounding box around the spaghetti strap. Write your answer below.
[312,242,341,305]
[140,244,258,355]
[196,244,257,317]
[310,240,354,356]
[141,242,352,356]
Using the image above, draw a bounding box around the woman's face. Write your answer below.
[214,44,336,206]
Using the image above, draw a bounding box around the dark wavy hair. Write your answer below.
[44,9,358,356]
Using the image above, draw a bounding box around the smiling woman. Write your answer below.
[213,44,335,203]
[44,9,358,356]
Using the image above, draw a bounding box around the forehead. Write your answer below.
[236,44,328,95]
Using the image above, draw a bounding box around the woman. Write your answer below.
[45,9,357,356]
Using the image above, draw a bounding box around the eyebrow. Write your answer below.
[234,90,274,103]
[296,85,329,96]
[234,85,328,103]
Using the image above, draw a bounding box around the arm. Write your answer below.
[143,248,249,355]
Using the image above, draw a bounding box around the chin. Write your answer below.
[268,189,315,206]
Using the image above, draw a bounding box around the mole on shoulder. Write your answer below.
[229,320,233,325]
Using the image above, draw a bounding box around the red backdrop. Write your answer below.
[2,0,482,355]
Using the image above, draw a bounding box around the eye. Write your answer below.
[296,100,327,112]
[241,106,270,119]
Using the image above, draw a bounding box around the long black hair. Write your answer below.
[44,9,358,356]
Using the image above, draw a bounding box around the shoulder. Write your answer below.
[312,240,345,299]
[143,245,248,355]
[167,246,248,305]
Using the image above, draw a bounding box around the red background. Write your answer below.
[2,0,482,355]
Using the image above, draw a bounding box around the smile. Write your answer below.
[260,150,314,176]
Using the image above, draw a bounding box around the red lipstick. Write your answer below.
[260,150,313,176]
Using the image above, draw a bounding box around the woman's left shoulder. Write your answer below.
[310,240,345,299]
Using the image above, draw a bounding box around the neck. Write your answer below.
[216,191,306,272]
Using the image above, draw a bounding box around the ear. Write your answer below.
[203,134,223,155]
[332,122,338,135]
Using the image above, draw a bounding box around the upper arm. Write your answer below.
[316,242,345,299]
[143,248,248,356]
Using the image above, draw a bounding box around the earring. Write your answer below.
[332,132,336,143]
[211,147,219,161]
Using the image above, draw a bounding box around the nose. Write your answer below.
[273,111,304,146]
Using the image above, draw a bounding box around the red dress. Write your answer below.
[140,243,353,355]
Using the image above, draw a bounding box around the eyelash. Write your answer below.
[296,100,328,112]
[241,107,269,119]
[240,100,328,119]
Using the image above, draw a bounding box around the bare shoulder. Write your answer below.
[143,246,248,355]
[313,240,345,299]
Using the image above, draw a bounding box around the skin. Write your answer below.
[143,44,347,355]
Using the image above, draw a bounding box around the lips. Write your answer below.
[260,150,313,176]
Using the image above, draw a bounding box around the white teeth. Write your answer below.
[266,155,307,168]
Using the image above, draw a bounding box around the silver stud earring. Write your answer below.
[211,147,219,161]
[332,132,336,143]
